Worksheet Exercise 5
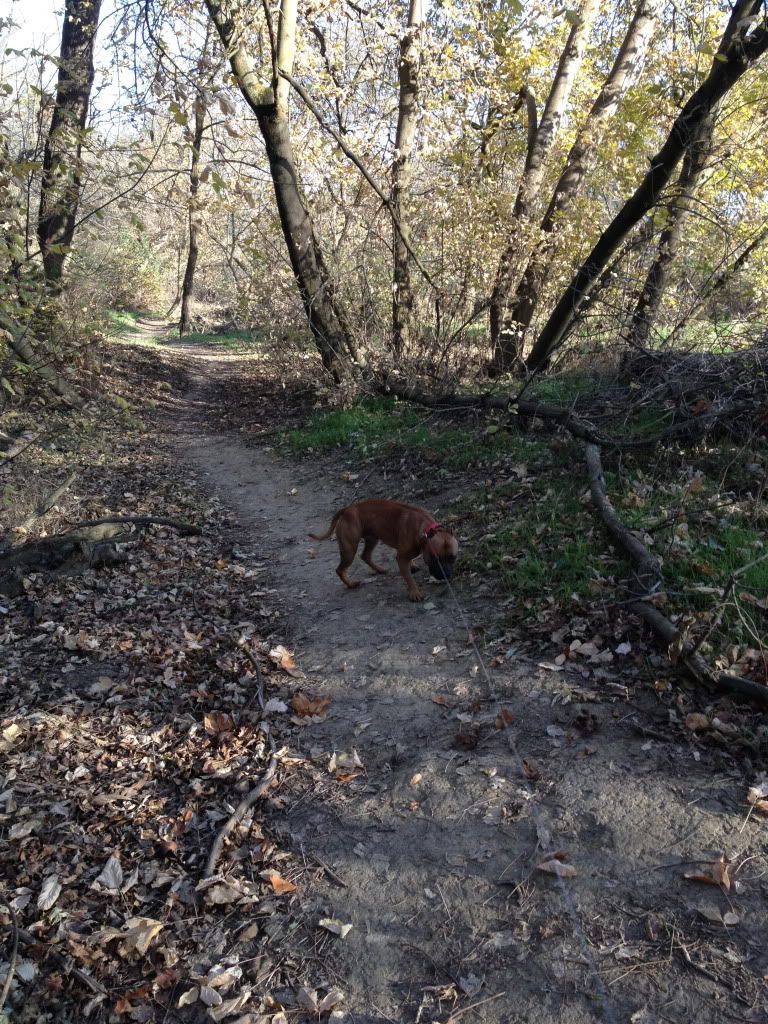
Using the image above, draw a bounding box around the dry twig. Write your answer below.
[204,752,280,877]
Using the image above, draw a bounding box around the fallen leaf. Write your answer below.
[697,905,726,924]
[178,987,199,1007]
[200,985,223,1007]
[296,988,318,1012]
[291,693,331,718]
[260,870,297,894]
[685,713,709,733]
[268,645,302,676]
[204,711,236,736]
[317,988,344,1012]
[208,989,254,1021]
[713,854,731,891]
[263,697,288,714]
[94,853,123,891]
[319,917,353,939]
[747,777,768,813]
[537,859,577,878]
[328,750,363,772]
[458,973,482,997]
[37,875,62,911]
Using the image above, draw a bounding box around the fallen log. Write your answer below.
[0,517,201,596]
[585,442,768,709]
[382,376,759,450]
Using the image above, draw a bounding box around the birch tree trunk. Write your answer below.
[626,112,715,349]
[37,0,102,289]
[488,0,599,373]
[204,0,355,381]
[525,0,768,374]
[391,0,424,360]
[500,0,660,364]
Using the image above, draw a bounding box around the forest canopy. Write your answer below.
[2,0,768,380]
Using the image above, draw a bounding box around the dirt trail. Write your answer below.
[166,344,766,1024]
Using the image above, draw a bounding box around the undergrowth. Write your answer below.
[284,394,766,655]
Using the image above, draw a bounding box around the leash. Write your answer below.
[424,534,618,1023]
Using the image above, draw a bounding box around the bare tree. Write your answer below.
[392,0,424,360]
[204,0,356,380]
[179,89,207,336]
[488,0,599,373]
[37,0,103,289]
[626,111,715,349]
[525,0,768,374]
[496,0,660,368]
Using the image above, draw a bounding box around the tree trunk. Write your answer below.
[392,0,424,360]
[37,0,102,289]
[179,98,206,336]
[204,0,354,380]
[500,0,661,362]
[525,1,768,374]
[666,227,768,346]
[626,112,715,349]
[489,0,599,373]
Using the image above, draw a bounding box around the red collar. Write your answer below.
[419,521,442,547]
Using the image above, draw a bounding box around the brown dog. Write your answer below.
[309,499,458,601]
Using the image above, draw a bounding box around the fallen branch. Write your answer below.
[585,442,768,708]
[16,471,77,534]
[0,526,130,596]
[584,444,663,595]
[631,602,768,707]
[382,377,758,450]
[0,517,201,595]
[0,903,19,1013]
[0,430,44,469]
[16,928,106,996]
[62,515,201,536]
[0,320,82,408]
[204,752,280,878]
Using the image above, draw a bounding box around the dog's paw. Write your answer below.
[408,589,425,602]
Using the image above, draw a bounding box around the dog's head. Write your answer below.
[422,526,459,581]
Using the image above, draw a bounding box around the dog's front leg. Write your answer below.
[397,554,424,601]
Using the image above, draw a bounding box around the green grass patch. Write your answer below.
[457,476,615,607]
[166,328,264,350]
[522,374,595,405]
[108,310,142,335]
[458,456,766,650]
[282,397,547,470]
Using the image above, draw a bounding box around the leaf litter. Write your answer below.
[0,346,331,1021]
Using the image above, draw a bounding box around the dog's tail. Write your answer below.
[308,508,343,542]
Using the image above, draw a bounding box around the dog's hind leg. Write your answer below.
[335,529,361,589]
[361,537,387,575]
